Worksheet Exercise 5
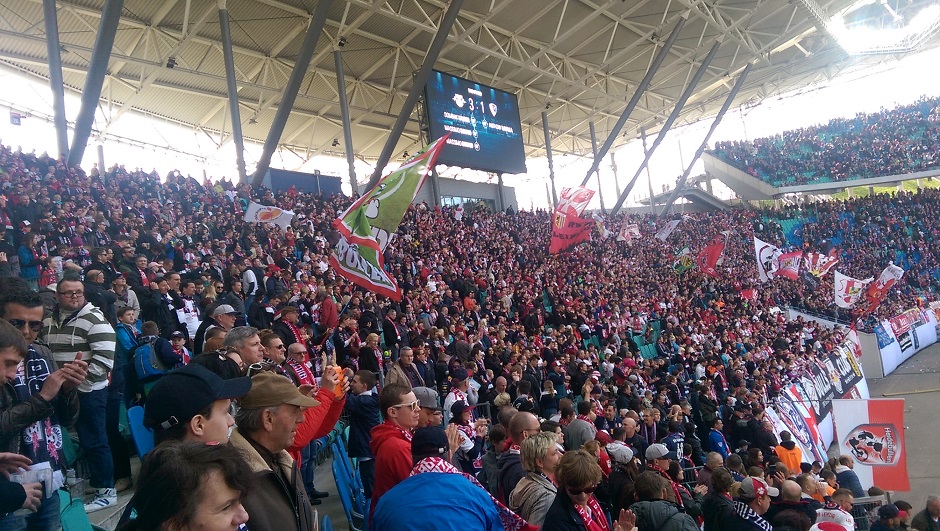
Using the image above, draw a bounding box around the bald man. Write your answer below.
[764,479,818,524]
[622,416,649,459]
[496,412,539,504]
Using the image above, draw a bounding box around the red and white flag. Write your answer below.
[754,237,781,282]
[805,251,839,277]
[618,223,641,243]
[698,231,729,277]
[776,251,803,280]
[863,263,905,313]
[557,187,594,217]
[834,270,872,309]
[831,399,909,491]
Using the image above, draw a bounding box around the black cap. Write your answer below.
[450,400,475,417]
[737,439,751,447]
[879,504,900,520]
[411,427,449,457]
[144,364,251,430]
[451,367,468,382]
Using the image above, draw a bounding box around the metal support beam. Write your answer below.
[334,46,358,195]
[579,13,688,187]
[365,0,464,190]
[542,110,558,207]
[641,128,654,215]
[429,166,442,207]
[96,143,105,175]
[42,0,69,159]
[610,39,722,215]
[496,173,505,211]
[219,4,248,183]
[589,121,605,213]
[658,63,751,216]
[252,0,335,187]
[67,0,124,168]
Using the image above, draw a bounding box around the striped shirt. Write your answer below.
[42,302,116,393]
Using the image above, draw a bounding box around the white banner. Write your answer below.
[655,219,681,241]
[834,270,871,308]
[244,201,295,230]
[754,237,781,283]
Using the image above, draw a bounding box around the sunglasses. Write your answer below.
[246,361,278,377]
[391,399,420,412]
[566,484,598,496]
[7,319,43,332]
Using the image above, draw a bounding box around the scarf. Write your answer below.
[389,420,413,442]
[285,358,316,387]
[411,457,536,531]
[576,414,597,436]
[732,500,773,531]
[13,347,65,474]
[573,494,610,531]
[646,463,684,509]
[285,320,305,345]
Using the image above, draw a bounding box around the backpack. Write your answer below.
[134,337,168,381]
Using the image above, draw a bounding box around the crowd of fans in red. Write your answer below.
[710,95,940,186]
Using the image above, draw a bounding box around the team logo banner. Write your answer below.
[618,223,641,243]
[834,270,872,309]
[754,237,782,282]
[244,201,296,230]
[655,219,681,241]
[330,135,449,300]
[832,399,909,491]
[792,328,866,423]
[775,387,827,463]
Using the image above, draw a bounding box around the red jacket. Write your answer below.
[369,421,412,519]
[288,387,345,463]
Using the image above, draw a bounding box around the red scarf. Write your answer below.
[411,457,537,531]
[576,414,598,435]
[647,463,684,508]
[285,320,305,345]
[389,420,413,442]
[573,495,610,531]
[286,358,315,387]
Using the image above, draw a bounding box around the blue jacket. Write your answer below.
[343,391,380,458]
[709,429,730,458]
[370,473,503,531]
[835,466,866,498]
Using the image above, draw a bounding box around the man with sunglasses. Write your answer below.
[0,288,86,530]
[41,271,117,513]
[369,382,420,520]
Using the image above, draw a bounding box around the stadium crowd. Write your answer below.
[710,95,940,186]
[0,134,938,531]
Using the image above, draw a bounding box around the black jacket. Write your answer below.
[702,493,735,531]
[541,490,590,531]
[496,449,525,505]
[631,499,701,531]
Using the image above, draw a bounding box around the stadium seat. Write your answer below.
[331,459,364,531]
[321,515,333,531]
[126,406,155,457]
[58,489,106,531]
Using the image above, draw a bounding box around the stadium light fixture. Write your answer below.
[823,0,940,55]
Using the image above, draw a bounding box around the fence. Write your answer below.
[850,494,890,531]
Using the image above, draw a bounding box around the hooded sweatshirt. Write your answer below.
[774,440,803,474]
[369,421,412,518]
[630,499,701,531]
[42,302,116,392]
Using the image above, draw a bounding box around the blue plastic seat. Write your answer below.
[332,459,363,531]
[321,515,333,531]
[126,405,155,457]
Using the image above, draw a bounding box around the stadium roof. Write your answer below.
[1,0,939,169]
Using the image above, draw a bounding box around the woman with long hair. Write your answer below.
[542,449,636,531]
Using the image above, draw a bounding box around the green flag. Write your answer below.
[674,246,693,274]
[329,134,449,300]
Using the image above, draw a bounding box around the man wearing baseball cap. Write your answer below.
[414,386,443,427]
[443,366,478,423]
[193,303,238,355]
[144,363,251,445]
[230,372,320,531]
[729,476,779,531]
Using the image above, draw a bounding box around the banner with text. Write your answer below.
[832,399,909,491]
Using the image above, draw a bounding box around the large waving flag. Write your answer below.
[655,219,681,241]
[617,223,641,244]
[775,251,803,280]
[754,237,782,282]
[697,231,729,277]
[834,270,872,309]
[673,246,694,274]
[244,201,296,230]
[862,263,905,313]
[329,135,449,300]
[806,251,839,277]
[549,187,595,254]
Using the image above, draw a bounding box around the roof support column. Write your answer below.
[579,13,688,187]
[589,121,605,213]
[658,63,751,216]
[219,1,248,183]
[365,0,465,190]
[251,0,334,187]
[67,0,124,169]
[610,39,722,215]
[542,110,558,207]
[42,0,69,159]
[641,127,655,215]
[334,45,358,195]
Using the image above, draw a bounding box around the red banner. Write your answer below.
[549,212,595,254]
[776,251,803,280]
[697,232,728,277]
[832,399,909,491]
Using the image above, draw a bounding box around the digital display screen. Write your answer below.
[423,70,527,175]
